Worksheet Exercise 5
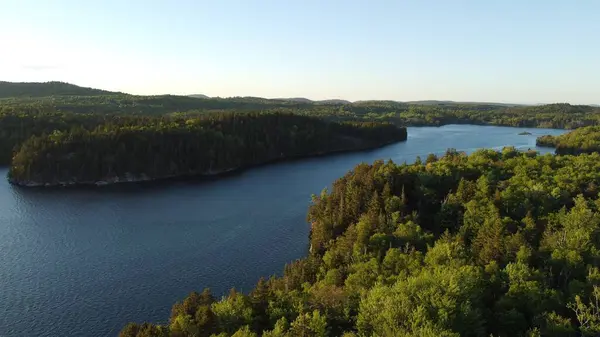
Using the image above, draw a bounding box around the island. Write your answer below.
[518,131,532,135]
[8,113,407,187]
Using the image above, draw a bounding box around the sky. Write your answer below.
[0,0,598,104]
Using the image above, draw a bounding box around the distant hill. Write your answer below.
[406,100,456,105]
[188,94,210,99]
[2,81,595,109]
[354,100,404,105]
[0,81,120,98]
[405,100,525,107]
[279,97,314,103]
[278,98,351,105]
[317,99,352,105]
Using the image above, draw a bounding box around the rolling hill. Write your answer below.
[188,94,210,99]
[0,81,120,98]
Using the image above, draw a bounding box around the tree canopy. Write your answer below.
[537,126,600,155]
[8,113,406,186]
[1,82,600,166]
[119,149,600,336]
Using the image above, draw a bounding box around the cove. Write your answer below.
[0,125,565,337]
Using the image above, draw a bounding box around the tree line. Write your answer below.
[119,148,600,336]
[2,98,600,166]
[1,81,599,167]
[8,113,407,186]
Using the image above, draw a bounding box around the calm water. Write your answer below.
[0,125,565,337]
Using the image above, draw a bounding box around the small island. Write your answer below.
[8,112,407,187]
[518,131,532,135]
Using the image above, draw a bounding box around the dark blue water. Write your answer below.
[0,125,565,337]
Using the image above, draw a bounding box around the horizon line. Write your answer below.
[1,80,598,107]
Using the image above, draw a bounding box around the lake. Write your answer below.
[0,125,565,337]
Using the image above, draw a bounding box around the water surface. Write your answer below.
[0,125,565,337]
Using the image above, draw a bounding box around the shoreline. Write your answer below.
[8,139,403,188]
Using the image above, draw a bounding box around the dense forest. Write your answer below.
[8,113,407,186]
[120,149,600,336]
[4,82,600,335]
[1,82,600,167]
[1,100,599,166]
[537,126,600,155]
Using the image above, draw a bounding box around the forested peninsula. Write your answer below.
[8,113,406,187]
[120,149,600,337]
[537,126,600,155]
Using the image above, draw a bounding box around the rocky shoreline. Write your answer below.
[8,168,237,187]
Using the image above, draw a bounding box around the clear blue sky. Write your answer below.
[0,0,598,104]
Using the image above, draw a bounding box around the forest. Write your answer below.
[537,126,600,155]
[118,148,600,337]
[2,98,600,167]
[8,113,407,186]
[1,81,600,167]
[4,82,600,335]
